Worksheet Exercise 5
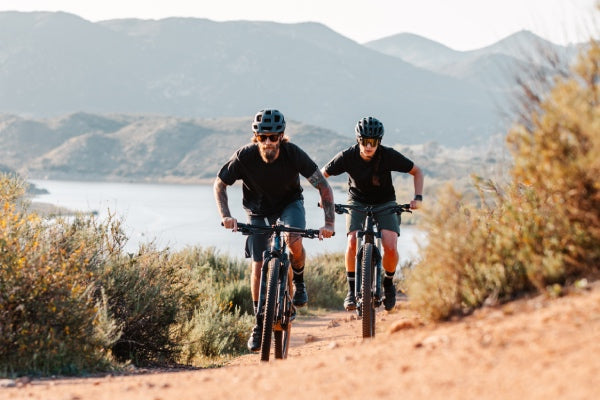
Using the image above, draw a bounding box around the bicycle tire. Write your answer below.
[260,257,280,362]
[274,324,291,359]
[274,270,292,359]
[361,243,376,338]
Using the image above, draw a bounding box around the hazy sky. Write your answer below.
[1,0,598,50]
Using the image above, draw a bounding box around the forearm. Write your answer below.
[411,166,424,197]
[213,177,232,218]
[308,169,335,225]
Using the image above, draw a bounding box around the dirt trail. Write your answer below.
[4,283,600,400]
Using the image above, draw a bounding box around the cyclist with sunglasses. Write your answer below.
[321,116,424,312]
[214,109,335,352]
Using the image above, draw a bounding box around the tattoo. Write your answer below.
[308,169,335,225]
[213,177,232,218]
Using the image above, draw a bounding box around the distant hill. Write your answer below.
[365,30,582,98]
[0,113,354,183]
[0,11,508,147]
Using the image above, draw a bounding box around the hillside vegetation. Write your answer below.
[0,175,346,376]
[407,41,600,319]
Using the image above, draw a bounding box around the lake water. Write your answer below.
[30,180,423,261]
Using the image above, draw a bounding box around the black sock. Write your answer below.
[347,271,355,293]
[253,301,258,315]
[292,266,304,284]
[384,270,395,287]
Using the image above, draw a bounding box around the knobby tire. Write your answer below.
[260,258,280,362]
[361,243,375,338]
[274,269,292,359]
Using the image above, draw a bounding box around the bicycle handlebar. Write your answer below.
[333,203,411,215]
[319,202,412,215]
[227,222,322,239]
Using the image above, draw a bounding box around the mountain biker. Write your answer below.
[321,116,424,312]
[214,108,335,352]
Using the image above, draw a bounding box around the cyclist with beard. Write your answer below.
[322,117,424,312]
[214,109,335,352]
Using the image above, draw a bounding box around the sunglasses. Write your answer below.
[359,137,380,147]
[255,134,281,143]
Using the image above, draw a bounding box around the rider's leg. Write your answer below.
[246,216,269,352]
[344,203,366,311]
[288,237,308,306]
[248,258,265,352]
[280,200,308,307]
[381,229,399,310]
[250,260,262,313]
[380,229,399,275]
[344,231,358,310]
[345,231,358,273]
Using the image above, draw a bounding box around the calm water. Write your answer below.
[30,180,423,261]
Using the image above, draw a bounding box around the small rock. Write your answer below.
[305,334,318,343]
[327,319,340,328]
[0,379,16,388]
[388,319,416,333]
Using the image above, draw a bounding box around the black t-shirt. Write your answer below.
[218,142,318,216]
[324,144,414,204]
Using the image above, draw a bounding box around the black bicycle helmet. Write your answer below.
[355,117,384,139]
[252,109,286,133]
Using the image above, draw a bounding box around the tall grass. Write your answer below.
[407,41,600,320]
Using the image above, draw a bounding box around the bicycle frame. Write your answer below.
[235,221,319,361]
[333,203,411,338]
[354,210,384,309]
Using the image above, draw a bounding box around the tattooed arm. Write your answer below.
[307,169,335,238]
[213,177,237,230]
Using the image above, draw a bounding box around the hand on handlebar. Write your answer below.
[409,199,421,210]
[221,217,238,231]
[318,224,335,240]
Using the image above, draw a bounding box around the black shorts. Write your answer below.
[346,199,400,236]
[245,200,306,261]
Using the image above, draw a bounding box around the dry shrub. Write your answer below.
[0,178,119,376]
[305,252,346,310]
[407,42,600,320]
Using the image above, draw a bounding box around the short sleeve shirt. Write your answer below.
[218,142,318,216]
[324,144,414,204]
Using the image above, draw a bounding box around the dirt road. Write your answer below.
[4,281,600,399]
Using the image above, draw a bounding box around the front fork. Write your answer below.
[354,235,383,314]
[257,250,291,327]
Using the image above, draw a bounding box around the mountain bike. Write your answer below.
[333,202,411,338]
[235,221,321,361]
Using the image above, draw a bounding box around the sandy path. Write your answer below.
[3,283,600,399]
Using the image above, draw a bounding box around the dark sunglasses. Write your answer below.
[255,134,281,143]
[359,137,380,147]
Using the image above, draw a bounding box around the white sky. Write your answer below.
[1,0,598,50]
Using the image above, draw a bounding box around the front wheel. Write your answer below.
[274,267,293,359]
[361,243,376,338]
[260,258,280,361]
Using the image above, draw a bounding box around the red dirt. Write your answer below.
[4,281,600,400]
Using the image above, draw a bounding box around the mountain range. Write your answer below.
[0,11,583,149]
[0,11,586,183]
[0,112,354,183]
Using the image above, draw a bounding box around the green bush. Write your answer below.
[305,252,346,309]
[179,301,253,362]
[97,246,201,365]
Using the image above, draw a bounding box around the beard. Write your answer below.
[259,143,280,163]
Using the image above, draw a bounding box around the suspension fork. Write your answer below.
[373,235,383,302]
[258,248,280,320]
